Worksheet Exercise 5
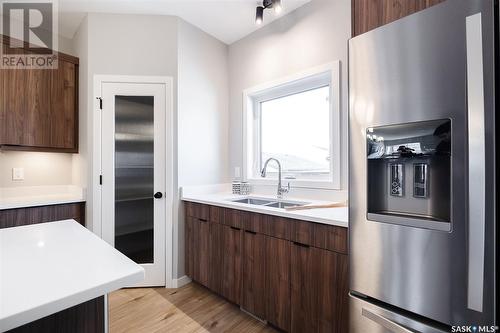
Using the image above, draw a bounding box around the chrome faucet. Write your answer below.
[260,158,290,199]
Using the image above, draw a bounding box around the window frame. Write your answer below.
[242,62,341,190]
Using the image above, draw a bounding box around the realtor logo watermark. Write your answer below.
[0,0,58,69]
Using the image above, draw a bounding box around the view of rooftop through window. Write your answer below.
[260,85,331,176]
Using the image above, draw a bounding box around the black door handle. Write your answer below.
[154,192,163,199]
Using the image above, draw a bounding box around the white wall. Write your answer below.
[0,151,73,187]
[72,15,89,205]
[228,0,351,198]
[58,35,76,56]
[74,13,231,280]
[176,18,229,278]
[72,13,179,234]
[177,19,229,187]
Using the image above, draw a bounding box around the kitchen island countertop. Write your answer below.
[0,220,144,332]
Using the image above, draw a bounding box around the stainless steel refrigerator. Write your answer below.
[348,0,497,331]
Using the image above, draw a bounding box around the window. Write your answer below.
[243,62,341,189]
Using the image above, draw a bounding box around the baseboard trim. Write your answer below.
[171,275,191,288]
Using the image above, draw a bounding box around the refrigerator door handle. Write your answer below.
[361,308,413,333]
[465,12,486,313]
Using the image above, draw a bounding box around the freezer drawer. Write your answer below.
[349,294,449,333]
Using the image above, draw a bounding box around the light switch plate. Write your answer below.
[12,168,24,181]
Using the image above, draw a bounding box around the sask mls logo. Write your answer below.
[0,0,58,69]
[452,326,499,332]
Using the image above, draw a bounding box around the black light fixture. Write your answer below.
[255,0,283,25]
[273,0,282,14]
[255,6,264,25]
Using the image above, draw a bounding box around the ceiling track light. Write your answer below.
[255,6,264,25]
[255,0,283,25]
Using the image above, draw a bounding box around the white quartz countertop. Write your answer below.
[0,220,144,332]
[181,191,348,228]
[0,186,85,210]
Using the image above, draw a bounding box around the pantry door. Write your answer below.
[100,80,168,287]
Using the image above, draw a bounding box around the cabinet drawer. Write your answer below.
[210,206,246,229]
[313,223,348,254]
[242,211,262,233]
[223,208,245,228]
[185,202,209,220]
[261,214,291,240]
[291,220,348,254]
[0,202,85,229]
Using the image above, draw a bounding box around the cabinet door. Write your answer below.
[352,0,445,36]
[266,236,291,331]
[221,225,242,304]
[185,217,194,278]
[1,66,51,147]
[208,222,223,294]
[186,217,222,293]
[241,230,266,318]
[193,218,210,286]
[317,251,349,333]
[51,60,77,149]
[291,243,349,333]
[291,242,318,333]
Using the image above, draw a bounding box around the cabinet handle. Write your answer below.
[293,241,310,248]
[199,218,208,223]
[245,230,257,235]
[230,226,241,231]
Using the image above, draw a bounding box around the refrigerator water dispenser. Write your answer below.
[366,119,451,231]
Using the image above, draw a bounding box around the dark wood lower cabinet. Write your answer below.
[0,202,86,229]
[266,236,291,332]
[221,225,242,304]
[193,217,210,286]
[184,201,348,332]
[317,250,349,333]
[185,217,194,278]
[208,223,223,294]
[291,243,349,333]
[291,242,318,333]
[241,230,266,319]
[7,296,104,333]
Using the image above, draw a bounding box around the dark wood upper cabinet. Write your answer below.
[0,35,79,152]
[51,60,78,149]
[352,0,446,36]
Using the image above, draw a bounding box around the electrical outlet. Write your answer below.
[12,168,24,181]
[234,167,241,179]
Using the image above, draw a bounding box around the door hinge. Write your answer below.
[96,97,103,110]
[99,175,102,185]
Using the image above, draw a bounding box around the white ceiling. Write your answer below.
[58,0,311,45]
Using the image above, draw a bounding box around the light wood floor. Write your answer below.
[109,283,279,333]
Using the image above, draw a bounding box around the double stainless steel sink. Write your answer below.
[229,197,309,209]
